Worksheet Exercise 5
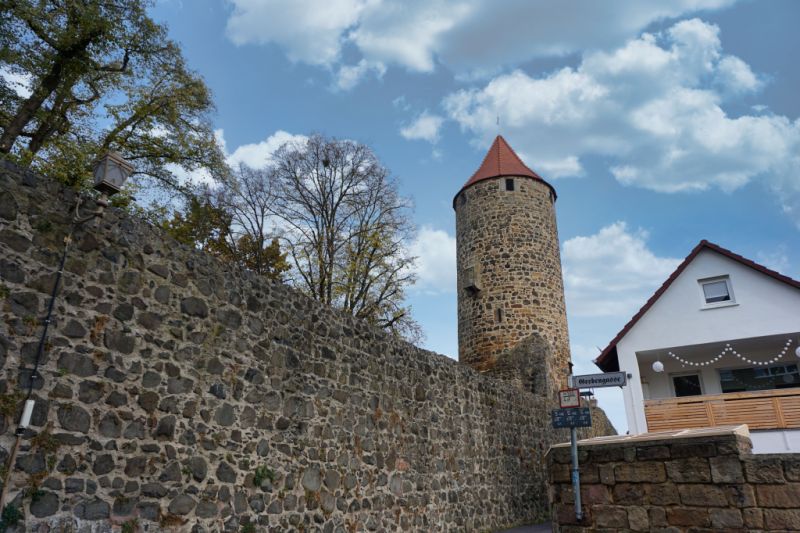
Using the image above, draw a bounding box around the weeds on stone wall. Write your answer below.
[0,391,22,418]
[89,315,108,344]
[31,423,60,454]
[0,504,22,532]
[159,513,186,528]
[253,464,275,487]
[121,518,139,533]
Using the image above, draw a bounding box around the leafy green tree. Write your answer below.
[0,0,224,192]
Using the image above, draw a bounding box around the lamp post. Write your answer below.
[0,152,133,510]
[92,151,134,206]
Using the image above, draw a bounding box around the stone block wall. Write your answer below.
[0,161,570,532]
[547,427,800,532]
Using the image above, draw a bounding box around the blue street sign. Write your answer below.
[551,407,592,428]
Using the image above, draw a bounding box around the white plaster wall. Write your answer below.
[750,429,800,453]
[616,249,800,434]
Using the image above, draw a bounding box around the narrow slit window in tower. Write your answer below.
[505,178,515,191]
[495,308,503,323]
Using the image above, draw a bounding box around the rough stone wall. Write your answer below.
[547,428,800,532]
[0,161,563,532]
[454,176,570,390]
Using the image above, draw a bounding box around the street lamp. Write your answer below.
[1,151,134,510]
[18,151,133,433]
[92,151,134,206]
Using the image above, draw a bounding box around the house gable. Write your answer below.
[595,241,800,371]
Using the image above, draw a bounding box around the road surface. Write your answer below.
[499,524,552,533]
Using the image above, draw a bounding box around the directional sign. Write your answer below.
[551,408,592,429]
[570,371,626,389]
[559,388,580,408]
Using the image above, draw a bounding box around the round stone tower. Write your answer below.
[454,135,570,386]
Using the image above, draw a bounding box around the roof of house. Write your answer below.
[594,239,800,372]
[454,135,556,204]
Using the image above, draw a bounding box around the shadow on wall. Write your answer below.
[487,332,557,398]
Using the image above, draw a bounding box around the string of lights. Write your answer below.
[653,338,797,372]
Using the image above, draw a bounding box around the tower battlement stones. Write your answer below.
[454,136,571,388]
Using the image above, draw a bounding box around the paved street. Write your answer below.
[500,524,552,533]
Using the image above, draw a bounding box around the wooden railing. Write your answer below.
[644,388,800,432]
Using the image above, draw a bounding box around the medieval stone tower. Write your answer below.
[454,135,571,388]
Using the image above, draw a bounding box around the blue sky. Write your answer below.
[151,0,800,433]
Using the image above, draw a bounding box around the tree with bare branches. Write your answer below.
[270,134,420,341]
[162,165,291,282]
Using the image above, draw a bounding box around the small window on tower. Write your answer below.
[495,308,503,323]
[505,178,515,191]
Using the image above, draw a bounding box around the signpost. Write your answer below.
[553,370,628,522]
[550,405,592,522]
[569,371,626,389]
[551,407,591,428]
[558,388,580,408]
[553,370,628,521]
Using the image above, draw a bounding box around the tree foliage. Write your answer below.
[161,190,291,283]
[0,0,225,192]
[270,134,420,340]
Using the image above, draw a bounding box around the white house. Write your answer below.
[594,240,800,453]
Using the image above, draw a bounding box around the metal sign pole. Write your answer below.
[570,425,582,521]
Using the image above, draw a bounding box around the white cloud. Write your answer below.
[335,59,386,91]
[226,0,368,65]
[224,0,736,87]
[408,226,456,293]
[715,55,761,95]
[0,64,32,98]
[350,0,472,73]
[444,19,800,226]
[170,129,308,186]
[225,130,309,169]
[562,222,681,317]
[400,111,444,143]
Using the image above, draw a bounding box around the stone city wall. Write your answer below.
[547,427,800,532]
[0,160,575,532]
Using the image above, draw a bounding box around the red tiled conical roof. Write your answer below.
[455,135,556,202]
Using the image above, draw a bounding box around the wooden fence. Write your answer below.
[644,388,800,432]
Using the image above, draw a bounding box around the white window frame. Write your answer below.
[698,275,737,309]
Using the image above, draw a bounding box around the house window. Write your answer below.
[672,373,703,397]
[505,178,514,191]
[699,276,734,306]
[719,364,800,393]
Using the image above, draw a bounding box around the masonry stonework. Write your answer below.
[455,173,570,390]
[0,161,592,532]
[547,427,800,532]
